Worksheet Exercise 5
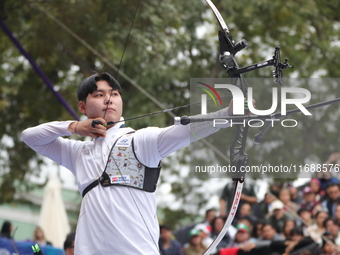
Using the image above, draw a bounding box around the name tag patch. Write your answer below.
[111,175,131,184]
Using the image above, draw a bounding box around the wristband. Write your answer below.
[74,121,79,134]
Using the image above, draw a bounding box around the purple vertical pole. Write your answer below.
[0,20,79,120]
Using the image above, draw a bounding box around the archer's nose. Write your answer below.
[105,95,112,105]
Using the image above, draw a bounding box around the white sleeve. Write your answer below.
[134,107,230,166]
[21,121,77,166]
[157,107,230,158]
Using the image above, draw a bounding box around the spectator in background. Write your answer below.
[236,216,254,236]
[203,208,216,226]
[193,224,214,254]
[288,185,304,205]
[252,192,276,220]
[0,221,13,239]
[309,178,325,202]
[210,216,233,250]
[267,200,292,234]
[271,227,316,255]
[239,203,257,223]
[320,238,337,255]
[269,183,282,198]
[239,203,252,218]
[283,219,296,240]
[251,219,266,239]
[317,171,339,193]
[220,181,257,220]
[324,217,340,245]
[63,232,75,255]
[260,223,285,242]
[219,224,257,255]
[305,210,328,245]
[300,186,320,213]
[183,229,206,255]
[279,188,298,214]
[232,202,257,227]
[312,203,324,217]
[284,182,302,203]
[316,153,340,192]
[321,152,340,187]
[322,183,340,217]
[297,208,313,235]
[240,223,285,252]
[172,209,217,248]
[33,226,52,246]
[229,223,255,248]
[159,225,183,255]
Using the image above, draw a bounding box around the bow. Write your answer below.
[202,0,293,253]
[202,1,247,253]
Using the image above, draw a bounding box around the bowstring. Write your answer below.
[103,0,141,120]
[106,94,232,125]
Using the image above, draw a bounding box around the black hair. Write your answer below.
[63,232,75,250]
[0,221,12,239]
[159,224,172,231]
[205,208,216,216]
[238,215,254,226]
[323,217,339,228]
[261,223,275,231]
[315,209,329,219]
[210,216,226,233]
[322,237,335,248]
[251,219,266,238]
[297,207,310,215]
[289,226,303,236]
[326,182,339,190]
[77,72,122,102]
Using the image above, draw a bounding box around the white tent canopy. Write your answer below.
[39,174,70,248]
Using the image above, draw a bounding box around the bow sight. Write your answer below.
[218,30,294,85]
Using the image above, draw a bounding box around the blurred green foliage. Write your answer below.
[0,0,339,228]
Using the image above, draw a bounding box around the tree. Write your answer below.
[0,0,339,227]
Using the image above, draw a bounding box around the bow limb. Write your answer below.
[205,0,230,33]
[203,1,248,254]
[204,181,244,255]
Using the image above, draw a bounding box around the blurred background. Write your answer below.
[0,0,339,248]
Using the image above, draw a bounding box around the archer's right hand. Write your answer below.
[68,118,107,138]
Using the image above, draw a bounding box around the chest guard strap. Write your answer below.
[82,132,161,197]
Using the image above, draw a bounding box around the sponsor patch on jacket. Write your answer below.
[111,175,131,184]
[115,134,133,148]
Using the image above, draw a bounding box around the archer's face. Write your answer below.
[78,80,123,123]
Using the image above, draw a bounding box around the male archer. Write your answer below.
[22,72,234,254]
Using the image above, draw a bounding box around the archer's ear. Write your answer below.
[78,101,86,114]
